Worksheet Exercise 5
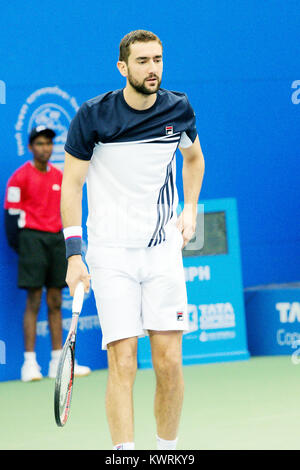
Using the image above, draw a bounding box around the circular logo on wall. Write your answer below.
[15,86,79,170]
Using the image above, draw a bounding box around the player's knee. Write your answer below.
[108,347,137,384]
[26,288,43,314]
[47,290,62,312]
[153,349,182,380]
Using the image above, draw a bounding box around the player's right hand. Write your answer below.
[66,255,91,296]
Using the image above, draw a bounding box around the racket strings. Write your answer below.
[59,347,74,420]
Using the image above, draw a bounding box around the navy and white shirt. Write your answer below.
[65,88,197,248]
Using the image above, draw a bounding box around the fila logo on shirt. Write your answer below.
[52,184,60,191]
[165,125,174,135]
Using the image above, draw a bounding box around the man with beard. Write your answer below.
[61,30,205,450]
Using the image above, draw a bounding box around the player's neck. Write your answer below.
[32,158,49,173]
[123,85,157,111]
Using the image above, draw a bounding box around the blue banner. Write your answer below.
[138,198,250,368]
[245,284,300,357]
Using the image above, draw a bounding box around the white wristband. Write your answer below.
[63,226,82,240]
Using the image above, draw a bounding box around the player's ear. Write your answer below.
[117,60,128,78]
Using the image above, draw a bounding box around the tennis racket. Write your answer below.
[54,281,85,427]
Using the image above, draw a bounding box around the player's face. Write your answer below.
[29,135,53,162]
[126,41,163,95]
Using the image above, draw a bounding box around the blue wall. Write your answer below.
[0,0,299,290]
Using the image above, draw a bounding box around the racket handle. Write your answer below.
[72,281,85,314]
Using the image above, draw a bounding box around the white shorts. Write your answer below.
[86,225,189,349]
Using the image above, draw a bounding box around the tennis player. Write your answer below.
[61,30,205,450]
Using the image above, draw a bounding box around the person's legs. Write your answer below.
[21,287,43,381]
[46,287,62,350]
[23,287,43,351]
[106,336,138,447]
[140,226,188,447]
[149,330,184,443]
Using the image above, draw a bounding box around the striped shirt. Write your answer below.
[65,88,197,247]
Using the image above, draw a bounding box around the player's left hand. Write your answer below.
[176,204,197,249]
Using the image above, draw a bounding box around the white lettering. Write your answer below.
[0,340,6,364]
[184,265,210,282]
[276,302,290,323]
[199,302,236,330]
[291,80,300,104]
[0,80,5,104]
[277,328,300,346]
[288,302,300,323]
[105,455,139,466]
[276,302,300,323]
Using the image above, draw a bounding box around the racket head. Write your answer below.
[54,339,75,427]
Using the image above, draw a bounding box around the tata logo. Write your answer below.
[0,80,6,104]
[185,302,236,334]
[276,302,300,323]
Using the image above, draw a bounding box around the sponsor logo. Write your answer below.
[7,186,21,203]
[165,125,173,135]
[276,302,300,323]
[177,311,184,321]
[14,86,79,170]
[186,304,198,334]
[0,80,5,104]
[199,302,236,330]
[52,184,60,191]
[184,302,236,340]
[199,330,236,342]
[184,265,211,282]
[277,329,300,347]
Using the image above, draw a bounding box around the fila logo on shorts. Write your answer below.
[177,311,184,321]
[165,125,173,135]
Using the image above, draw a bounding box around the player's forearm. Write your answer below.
[60,152,89,229]
[60,183,83,228]
[182,153,205,211]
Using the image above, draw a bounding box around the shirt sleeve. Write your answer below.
[4,209,20,252]
[4,170,23,251]
[4,171,23,210]
[64,102,97,160]
[179,95,198,149]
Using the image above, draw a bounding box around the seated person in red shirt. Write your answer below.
[4,126,91,382]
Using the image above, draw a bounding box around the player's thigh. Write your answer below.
[142,236,188,331]
[18,229,48,288]
[89,265,143,349]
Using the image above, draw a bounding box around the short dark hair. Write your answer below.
[119,30,162,63]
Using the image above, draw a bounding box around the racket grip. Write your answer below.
[72,281,85,314]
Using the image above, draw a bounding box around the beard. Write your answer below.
[127,69,161,95]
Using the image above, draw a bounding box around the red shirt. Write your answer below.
[4,161,63,233]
